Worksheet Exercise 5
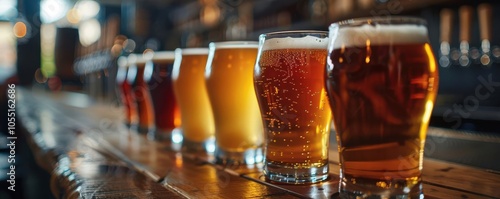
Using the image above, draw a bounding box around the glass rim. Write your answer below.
[152,51,175,61]
[127,53,150,65]
[209,41,259,49]
[260,30,328,38]
[175,47,209,55]
[331,16,427,27]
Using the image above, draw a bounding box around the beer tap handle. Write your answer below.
[459,5,473,67]
[478,3,492,66]
[439,9,453,67]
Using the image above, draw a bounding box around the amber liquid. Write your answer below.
[205,48,263,152]
[172,54,215,142]
[326,44,438,182]
[255,49,332,169]
[118,67,138,127]
[148,62,181,132]
[133,65,155,133]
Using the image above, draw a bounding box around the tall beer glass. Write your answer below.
[172,48,215,152]
[130,54,155,134]
[326,17,439,197]
[205,41,264,164]
[147,51,182,141]
[116,57,138,129]
[254,31,332,184]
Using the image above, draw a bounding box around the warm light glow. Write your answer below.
[423,101,434,125]
[78,18,101,46]
[13,22,27,38]
[365,39,371,63]
[424,43,436,73]
[175,153,183,168]
[200,4,220,26]
[66,8,80,24]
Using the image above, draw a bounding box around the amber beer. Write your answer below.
[148,51,181,140]
[205,41,263,164]
[172,48,215,150]
[116,59,138,128]
[254,31,332,183]
[131,54,155,134]
[326,18,439,197]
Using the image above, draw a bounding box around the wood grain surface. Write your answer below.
[17,89,500,198]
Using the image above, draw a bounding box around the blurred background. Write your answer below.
[0,0,499,198]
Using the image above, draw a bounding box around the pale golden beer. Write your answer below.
[205,41,264,164]
[254,31,332,183]
[326,17,439,197]
[172,48,215,150]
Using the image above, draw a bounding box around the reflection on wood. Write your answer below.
[17,88,500,198]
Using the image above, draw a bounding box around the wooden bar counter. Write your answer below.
[16,88,500,198]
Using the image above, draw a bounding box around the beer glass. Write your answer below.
[254,31,332,184]
[129,54,155,134]
[205,41,264,164]
[117,57,139,129]
[172,48,215,152]
[326,17,439,197]
[147,51,182,141]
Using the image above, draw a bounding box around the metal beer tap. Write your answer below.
[439,9,453,68]
[458,5,473,67]
[478,3,492,67]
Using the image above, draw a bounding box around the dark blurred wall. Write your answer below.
[16,0,40,86]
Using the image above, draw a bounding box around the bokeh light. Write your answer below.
[78,18,101,46]
[13,21,27,38]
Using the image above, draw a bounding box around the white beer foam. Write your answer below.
[128,53,149,65]
[153,51,175,61]
[179,48,209,55]
[211,41,259,49]
[262,36,329,51]
[332,24,428,49]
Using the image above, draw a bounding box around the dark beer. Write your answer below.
[148,52,181,137]
[326,20,438,196]
[131,56,155,134]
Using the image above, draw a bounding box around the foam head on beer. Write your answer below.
[211,41,259,49]
[262,35,329,51]
[330,24,429,50]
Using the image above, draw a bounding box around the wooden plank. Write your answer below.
[20,89,500,198]
[423,158,500,198]
[423,184,494,199]
[329,149,500,198]
[163,164,299,199]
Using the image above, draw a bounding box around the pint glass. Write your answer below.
[326,17,439,197]
[254,31,332,183]
[205,41,264,164]
[147,51,182,141]
[116,58,138,129]
[172,48,215,151]
[130,54,155,134]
